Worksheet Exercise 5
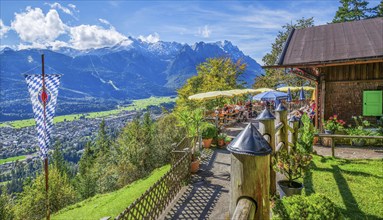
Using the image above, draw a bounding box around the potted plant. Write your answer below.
[273,150,312,197]
[322,115,345,134]
[217,133,226,147]
[191,150,201,173]
[202,123,217,148]
[346,116,377,147]
[273,114,313,197]
[176,108,206,173]
[224,136,232,145]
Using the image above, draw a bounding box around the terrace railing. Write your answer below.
[115,137,192,220]
[316,133,383,157]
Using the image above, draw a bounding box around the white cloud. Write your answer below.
[49,40,69,50]
[198,25,211,38]
[67,4,79,12]
[0,19,10,38]
[11,7,67,43]
[99,18,111,26]
[46,2,79,20]
[69,25,127,50]
[47,2,72,15]
[138,33,160,43]
[17,42,47,50]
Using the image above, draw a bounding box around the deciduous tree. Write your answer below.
[254,18,314,89]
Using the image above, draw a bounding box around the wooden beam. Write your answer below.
[326,79,383,83]
[315,82,319,129]
[320,76,326,132]
[290,68,319,82]
[263,57,383,69]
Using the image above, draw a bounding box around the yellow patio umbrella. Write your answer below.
[226,89,249,96]
[252,88,275,93]
[188,91,234,101]
[302,86,315,91]
[276,86,301,92]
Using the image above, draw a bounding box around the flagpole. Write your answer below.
[42,54,50,220]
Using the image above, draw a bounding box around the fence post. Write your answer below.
[256,108,276,196]
[227,123,272,219]
[288,116,300,149]
[331,137,335,158]
[275,103,288,152]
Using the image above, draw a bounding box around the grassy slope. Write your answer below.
[302,155,383,219]
[52,165,170,220]
[0,96,175,129]
[0,155,26,165]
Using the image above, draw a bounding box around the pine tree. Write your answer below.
[371,0,383,17]
[76,142,97,199]
[95,119,110,157]
[51,141,69,177]
[333,0,375,23]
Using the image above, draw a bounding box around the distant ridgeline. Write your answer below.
[0,39,263,121]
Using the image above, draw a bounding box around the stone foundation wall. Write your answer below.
[325,81,383,125]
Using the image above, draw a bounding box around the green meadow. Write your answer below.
[0,96,175,129]
[0,155,27,165]
[52,165,170,220]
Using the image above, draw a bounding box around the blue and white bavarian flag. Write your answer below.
[25,74,61,159]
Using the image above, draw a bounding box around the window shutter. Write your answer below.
[363,90,382,116]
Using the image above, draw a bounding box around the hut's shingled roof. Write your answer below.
[279,18,383,66]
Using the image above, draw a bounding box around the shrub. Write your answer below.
[202,123,217,139]
[272,193,343,220]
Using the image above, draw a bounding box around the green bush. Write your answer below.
[272,194,343,220]
[202,123,217,139]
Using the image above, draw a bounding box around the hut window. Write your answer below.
[363,90,382,116]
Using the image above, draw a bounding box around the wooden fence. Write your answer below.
[115,138,192,220]
[231,105,299,219]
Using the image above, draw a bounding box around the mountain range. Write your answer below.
[0,38,263,121]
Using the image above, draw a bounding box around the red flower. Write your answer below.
[329,117,333,120]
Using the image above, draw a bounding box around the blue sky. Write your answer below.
[0,0,380,64]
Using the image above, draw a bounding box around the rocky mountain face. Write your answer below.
[0,39,263,121]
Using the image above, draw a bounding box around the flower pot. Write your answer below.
[278,180,303,197]
[225,141,231,146]
[202,138,213,148]
[218,139,225,147]
[313,137,319,145]
[324,130,334,134]
[191,160,200,173]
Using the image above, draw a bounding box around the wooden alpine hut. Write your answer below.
[265,17,383,129]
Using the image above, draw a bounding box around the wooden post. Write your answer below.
[315,82,319,129]
[230,154,270,219]
[320,76,326,132]
[228,123,272,219]
[275,103,288,152]
[331,137,335,158]
[256,108,276,196]
[288,116,299,149]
